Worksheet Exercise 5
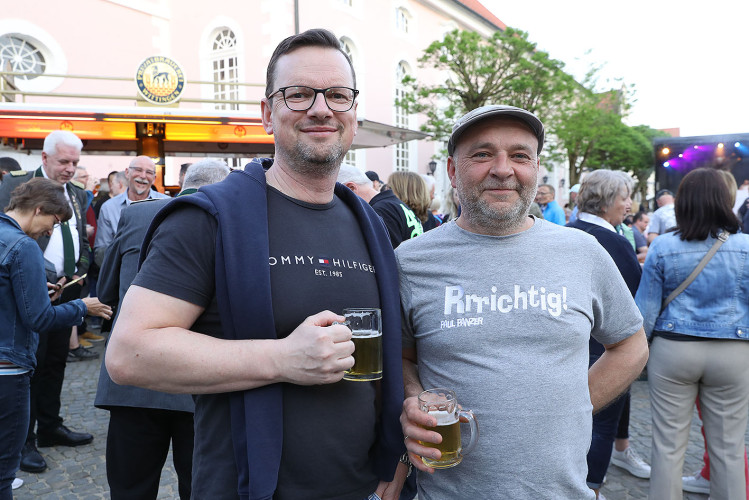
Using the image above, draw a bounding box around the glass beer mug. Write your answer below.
[418,388,479,468]
[342,308,383,381]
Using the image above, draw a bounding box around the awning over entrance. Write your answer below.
[0,103,429,156]
[354,118,430,148]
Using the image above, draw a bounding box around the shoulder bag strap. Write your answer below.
[661,231,728,312]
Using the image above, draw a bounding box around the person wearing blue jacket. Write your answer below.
[535,183,567,225]
[106,29,407,500]
[636,168,749,499]
[0,178,111,497]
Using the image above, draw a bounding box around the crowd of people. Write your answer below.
[1,27,748,500]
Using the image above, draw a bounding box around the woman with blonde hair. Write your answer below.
[387,172,441,231]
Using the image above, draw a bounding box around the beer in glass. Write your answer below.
[342,308,382,381]
[418,388,478,468]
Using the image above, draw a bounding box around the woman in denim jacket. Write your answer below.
[635,168,749,500]
[0,178,111,499]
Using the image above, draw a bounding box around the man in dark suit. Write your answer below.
[0,130,96,473]
[95,159,229,500]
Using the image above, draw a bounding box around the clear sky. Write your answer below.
[481,0,748,137]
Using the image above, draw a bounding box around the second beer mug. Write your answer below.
[342,308,382,381]
[418,388,479,468]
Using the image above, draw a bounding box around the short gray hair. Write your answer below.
[577,170,634,216]
[113,171,127,185]
[337,163,372,187]
[43,130,83,155]
[182,159,230,190]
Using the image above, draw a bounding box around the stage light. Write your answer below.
[718,143,724,149]
[663,161,670,167]
[678,154,683,158]
[661,147,670,155]
[735,142,742,148]
[694,145,699,149]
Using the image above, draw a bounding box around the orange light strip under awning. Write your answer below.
[0,118,135,140]
[165,123,273,144]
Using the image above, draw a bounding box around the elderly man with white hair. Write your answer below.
[338,163,422,248]
[94,156,170,266]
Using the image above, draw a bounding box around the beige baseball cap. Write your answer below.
[447,104,545,156]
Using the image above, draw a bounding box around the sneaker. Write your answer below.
[610,446,651,479]
[78,338,94,348]
[12,478,23,490]
[682,470,710,494]
[67,346,99,362]
[80,331,104,342]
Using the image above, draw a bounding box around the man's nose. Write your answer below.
[489,154,513,177]
[307,93,333,118]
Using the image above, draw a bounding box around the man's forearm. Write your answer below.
[403,351,423,399]
[107,324,284,394]
[588,328,648,413]
[107,286,354,393]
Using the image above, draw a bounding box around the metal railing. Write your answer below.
[0,70,264,107]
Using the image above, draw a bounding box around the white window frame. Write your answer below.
[0,20,66,93]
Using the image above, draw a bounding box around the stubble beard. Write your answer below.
[287,141,345,179]
[457,177,535,234]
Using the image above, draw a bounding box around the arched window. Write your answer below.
[211,28,239,111]
[394,61,411,172]
[0,35,46,80]
[395,7,410,34]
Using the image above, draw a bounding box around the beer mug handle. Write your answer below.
[459,409,479,456]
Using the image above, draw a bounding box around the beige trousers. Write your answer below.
[648,336,749,500]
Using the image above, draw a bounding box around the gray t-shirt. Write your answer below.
[395,218,642,500]
[648,204,676,236]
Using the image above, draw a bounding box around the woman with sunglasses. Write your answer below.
[0,178,111,499]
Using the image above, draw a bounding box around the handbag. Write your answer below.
[660,230,728,313]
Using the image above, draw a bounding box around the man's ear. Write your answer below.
[261,98,273,135]
[344,181,358,193]
[447,156,457,189]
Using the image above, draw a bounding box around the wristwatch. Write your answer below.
[399,452,413,478]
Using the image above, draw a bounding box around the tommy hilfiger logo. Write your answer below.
[268,254,375,273]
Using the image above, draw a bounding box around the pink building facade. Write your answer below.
[1,0,506,200]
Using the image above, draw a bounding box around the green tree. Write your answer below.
[553,93,623,186]
[553,84,658,195]
[628,125,670,203]
[398,28,576,144]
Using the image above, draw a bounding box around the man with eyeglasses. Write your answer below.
[94,156,168,266]
[0,130,98,474]
[107,29,407,500]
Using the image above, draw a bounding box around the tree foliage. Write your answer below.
[404,28,663,198]
[398,28,576,143]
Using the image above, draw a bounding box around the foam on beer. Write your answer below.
[430,410,458,426]
[351,329,381,338]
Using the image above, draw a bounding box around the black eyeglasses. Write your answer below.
[268,86,359,112]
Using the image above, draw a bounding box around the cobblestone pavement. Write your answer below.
[12,342,747,499]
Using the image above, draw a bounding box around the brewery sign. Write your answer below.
[135,56,186,105]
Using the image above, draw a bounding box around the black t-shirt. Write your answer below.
[134,187,381,500]
[369,190,422,249]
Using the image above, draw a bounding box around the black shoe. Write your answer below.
[66,346,99,362]
[37,425,93,447]
[20,441,47,473]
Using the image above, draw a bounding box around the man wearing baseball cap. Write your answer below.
[396,105,648,499]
